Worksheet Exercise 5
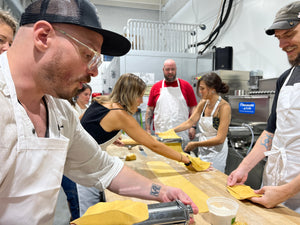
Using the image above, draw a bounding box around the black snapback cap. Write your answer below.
[20,0,131,56]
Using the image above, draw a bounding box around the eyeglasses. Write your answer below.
[54,28,102,70]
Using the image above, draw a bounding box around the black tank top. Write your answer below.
[81,101,125,144]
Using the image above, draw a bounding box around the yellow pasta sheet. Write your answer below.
[71,200,148,225]
[165,142,183,153]
[121,138,139,145]
[227,185,262,200]
[184,153,210,171]
[157,129,181,139]
[147,161,209,213]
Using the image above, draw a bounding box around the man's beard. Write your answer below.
[42,63,82,100]
[41,52,91,100]
[164,75,176,82]
[289,53,300,66]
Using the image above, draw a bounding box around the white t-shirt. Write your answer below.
[74,102,87,116]
[0,53,124,224]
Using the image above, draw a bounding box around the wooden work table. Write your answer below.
[105,144,300,225]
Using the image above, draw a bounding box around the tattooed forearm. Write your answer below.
[150,183,161,197]
[260,132,273,151]
[145,107,154,130]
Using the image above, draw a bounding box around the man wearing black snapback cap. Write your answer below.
[0,0,198,224]
[228,1,300,213]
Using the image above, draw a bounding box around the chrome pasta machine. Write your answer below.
[134,200,193,225]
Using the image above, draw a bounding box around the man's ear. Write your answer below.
[32,21,54,52]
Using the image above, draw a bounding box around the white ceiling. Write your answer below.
[90,0,169,11]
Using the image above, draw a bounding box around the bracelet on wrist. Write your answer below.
[192,126,197,129]
[184,161,192,166]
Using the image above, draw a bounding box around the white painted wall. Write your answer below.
[95,5,159,35]
[91,5,160,94]
[168,0,295,79]
[93,0,295,94]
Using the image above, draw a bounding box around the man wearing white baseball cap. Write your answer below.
[228,1,300,213]
[0,0,198,224]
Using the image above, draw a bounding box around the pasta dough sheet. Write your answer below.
[125,153,137,161]
[71,200,148,225]
[147,161,209,213]
[157,129,181,139]
[121,134,156,145]
[165,142,183,153]
[121,138,139,145]
[227,185,262,200]
[184,153,211,171]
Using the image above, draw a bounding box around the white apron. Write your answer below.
[154,79,189,146]
[263,67,300,213]
[0,56,69,224]
[100,131,122,150]
[198,96,228,172]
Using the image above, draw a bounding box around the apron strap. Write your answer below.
[201,100,209,117]
[211,96,222,116]
[201,96,221,117]
[282,67,295,87]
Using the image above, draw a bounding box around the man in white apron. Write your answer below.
[145,59,197,148]
[0,1,198,224]
[227,2,300,213]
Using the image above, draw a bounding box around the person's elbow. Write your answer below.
[215,139,225,145]
[215,136,227,145]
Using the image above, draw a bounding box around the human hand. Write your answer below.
[160,185,199,216]
[250,185,292,208]
[113,138,125,147]
[181,153,211,172]
[186,162,213,172]
[227,168,248,186]
[184,142,198,152]
[188,128,196,140]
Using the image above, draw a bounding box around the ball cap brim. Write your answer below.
[88,27,131,57]
[266,20,300,35]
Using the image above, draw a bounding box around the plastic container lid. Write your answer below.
[207,197,239,216]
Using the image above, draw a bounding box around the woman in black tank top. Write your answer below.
[81,73,191,165]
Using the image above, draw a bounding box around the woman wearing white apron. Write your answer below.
[262,67,300,212]
[173,72,231,172]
